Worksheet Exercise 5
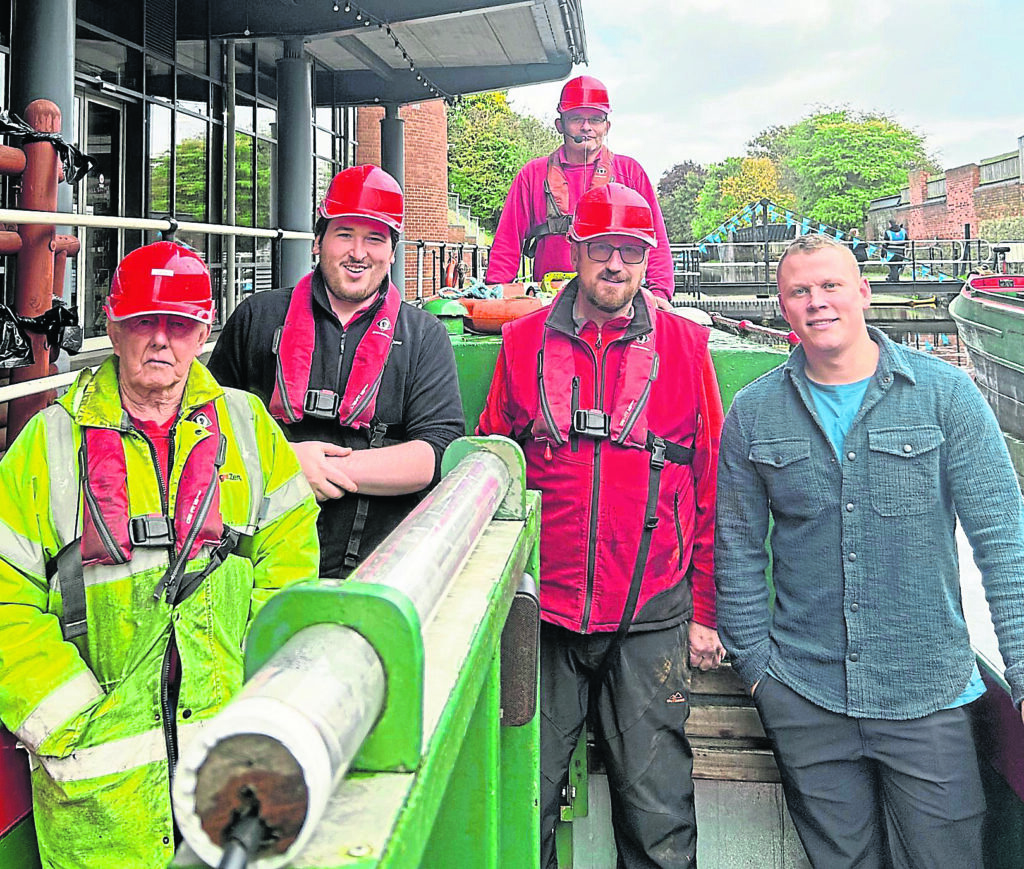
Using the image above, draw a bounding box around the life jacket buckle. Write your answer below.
[130,515,175,547]
[304,389,340,418]
[571,408,610,440]
[648,436,667,471]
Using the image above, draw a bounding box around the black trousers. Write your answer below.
[754,674,985,868]
[539,621,696,869]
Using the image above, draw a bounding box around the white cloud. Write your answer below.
[508,0,1024,183]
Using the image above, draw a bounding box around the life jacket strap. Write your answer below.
[593,431,695,684]
[342,421,389,571]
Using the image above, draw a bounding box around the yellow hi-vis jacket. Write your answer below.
[0,357,320,869]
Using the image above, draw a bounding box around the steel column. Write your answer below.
[381,103,406,294]
[223,41,237,318]
[276,39,313,288]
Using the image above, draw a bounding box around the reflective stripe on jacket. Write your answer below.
[478,281,723,633]
[0,357,319,869]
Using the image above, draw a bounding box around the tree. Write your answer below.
[657,161,706,243]
[447,92,560,232]
[719,157,794,211]
[781,109,933,230]
[691,157,743,241]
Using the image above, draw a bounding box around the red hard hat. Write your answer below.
[557,75,612,114]
[318,164,404,233]
[105,242,215,324]
[569,183,657,247]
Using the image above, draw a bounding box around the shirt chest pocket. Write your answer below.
[749,437,830,518]
[867,426,944,516]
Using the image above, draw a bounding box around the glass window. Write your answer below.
[233,131,255,226]
[256,139,275,228]
[175,113,207,222]
[256,41,279,101]
[177,70,209,118]
[177,40,207,76]
[316,158,335,205]
[257,104,276,139]
[235,91,255,134]
[146,56,174,102]
[77,0,142,44]
[148,103,172,214]
[315,126,333,160]
[76,25,136,89]
[234,42,256,97]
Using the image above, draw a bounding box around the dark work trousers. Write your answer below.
[753,674,986,868]
[539,620,696,869]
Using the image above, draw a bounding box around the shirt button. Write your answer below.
[845,502,854,512]
[849,652,859,662]
[850,603,859,612]
[847,451,856,461]
[848,552,857,562]
[903,444,913,453]
[774,455,783,464]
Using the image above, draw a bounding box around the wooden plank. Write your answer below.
[693,747,781,784]
[688,706,768,741]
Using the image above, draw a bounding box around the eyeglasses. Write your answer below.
[564,114,608,127]
[585,242,647,265]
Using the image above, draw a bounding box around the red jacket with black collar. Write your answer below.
[478,281,722,634]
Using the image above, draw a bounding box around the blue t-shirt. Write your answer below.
[806,376,986,709]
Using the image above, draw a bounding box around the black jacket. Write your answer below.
[209,269,465,577]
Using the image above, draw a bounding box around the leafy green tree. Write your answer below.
[691,157,743,240]
[781,109,933,229]
[657,161,705,243]
[447,92,560,232]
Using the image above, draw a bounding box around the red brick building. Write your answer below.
[867,136,1024,243]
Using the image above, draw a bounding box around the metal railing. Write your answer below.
[673,237,999,296]
[0,207,490,414]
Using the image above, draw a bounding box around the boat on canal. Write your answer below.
[948,273,1024,489]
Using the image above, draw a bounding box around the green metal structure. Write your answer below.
[172,437,542,868]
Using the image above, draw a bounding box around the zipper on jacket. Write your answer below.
[160,627,180,787]
[578,337,604,632]
[336,330,347,397]
[674,491,685,570]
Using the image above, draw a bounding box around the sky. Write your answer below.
[508,0,1024,187]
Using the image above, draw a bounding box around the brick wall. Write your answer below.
[880,159,1022,242]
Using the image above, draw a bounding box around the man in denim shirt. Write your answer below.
[715,234,1024,867]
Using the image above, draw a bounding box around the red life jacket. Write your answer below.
[523,147,616,257]
[269,273,401,430]
[532,291,659,450]
[79,402,225,568]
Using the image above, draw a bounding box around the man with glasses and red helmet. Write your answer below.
[485,75,676,305]
[210,165,464,578]
[0,242,319,868]
[479,183,726,867]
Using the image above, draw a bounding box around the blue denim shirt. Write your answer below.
[715,327,1024,718]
